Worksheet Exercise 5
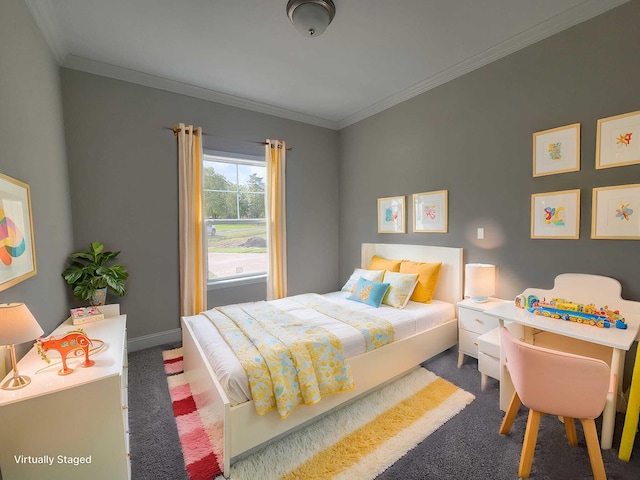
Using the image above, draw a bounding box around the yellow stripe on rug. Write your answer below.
[223,367,474,480]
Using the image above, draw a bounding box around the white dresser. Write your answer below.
[457,297,508,368]
[0,306,129,480]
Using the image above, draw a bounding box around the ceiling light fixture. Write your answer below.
[286,0,336,38]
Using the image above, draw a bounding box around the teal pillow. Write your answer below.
[347,277,391,308]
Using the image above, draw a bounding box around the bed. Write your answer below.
[181,243,463,477]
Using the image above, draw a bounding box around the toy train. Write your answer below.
[514,294,627,330]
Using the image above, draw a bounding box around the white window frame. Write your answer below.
[203,150,267,288]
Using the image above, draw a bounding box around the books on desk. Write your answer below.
[70,307,104,325]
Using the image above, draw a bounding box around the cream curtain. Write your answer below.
[266,139,287,300]
[176,123,207,316]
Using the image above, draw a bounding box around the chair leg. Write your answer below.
[500,390,521,435]
[580,418,607,480]
[519,410,542,479]
[563,417,577,446]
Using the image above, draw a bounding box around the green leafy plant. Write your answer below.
[62,242,129,301]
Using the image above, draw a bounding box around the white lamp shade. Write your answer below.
[464,264,496,300]
[0,303,44,345]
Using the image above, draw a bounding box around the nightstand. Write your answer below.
[457,297,509,369]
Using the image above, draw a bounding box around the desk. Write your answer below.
[486,302,640,450]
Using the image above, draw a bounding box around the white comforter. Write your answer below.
[183,291,455,405]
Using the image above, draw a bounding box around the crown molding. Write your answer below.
[26,0,629,131]
[25,0,66,64]
[62,56,339,130]
[336,0,631,129]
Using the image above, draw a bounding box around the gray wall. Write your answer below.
[0,0,74,352]
[339,0,640,302]
[60,70,340,342]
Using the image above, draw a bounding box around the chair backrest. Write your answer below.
[500,327,610,419]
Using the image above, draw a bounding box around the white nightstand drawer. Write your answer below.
[478,351,500,380]
[459,307,499,334]
[459,328,480,357]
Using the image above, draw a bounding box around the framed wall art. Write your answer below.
[531,189,580,239]
[596,110,640,169]
[412,190,448,233]
[377,196,406,233]
[532,123,580,177]
[0,173,37,291]
[591,184,639,239]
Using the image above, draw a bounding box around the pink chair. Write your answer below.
[498,327,611,479]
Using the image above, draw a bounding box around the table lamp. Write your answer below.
[0,303,44,390]
[464,264,496,303]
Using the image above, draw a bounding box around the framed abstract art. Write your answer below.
[591,184,639,239]
[596,111,640,169]
[0,173,37,291]
[377,196,406,233]
[533,123,580,177]
[412,190,448,233]
[531,189,580,239]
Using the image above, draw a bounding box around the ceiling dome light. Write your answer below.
[286,0,336,37]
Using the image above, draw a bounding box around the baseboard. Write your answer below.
[128,328,182,352]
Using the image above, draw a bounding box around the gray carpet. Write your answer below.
[128,344,640,479]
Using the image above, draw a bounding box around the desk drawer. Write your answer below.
[478,351,500,381]
[459,308,499,334]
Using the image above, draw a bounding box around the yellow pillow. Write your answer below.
[399,261,442,303]
[368,255,402,272]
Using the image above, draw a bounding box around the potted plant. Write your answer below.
[62,242,129,306]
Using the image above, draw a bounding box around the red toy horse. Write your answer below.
[36,329,95,375]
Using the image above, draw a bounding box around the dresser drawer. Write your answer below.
[459,307,499,334]
[459,328,480,357]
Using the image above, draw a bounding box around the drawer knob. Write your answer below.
[474,317,484,324]
[474,342,478,346]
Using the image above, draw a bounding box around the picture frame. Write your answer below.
[0,173,37,291]
[377,196,406,233]
[596,111,640,169]
[532,123,580,177]
[591,184,640,240]
[531,189,580,239]
[412,190,448,233]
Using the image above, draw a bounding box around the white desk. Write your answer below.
[486,301,640,450]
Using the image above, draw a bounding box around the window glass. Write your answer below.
[203,152,267,283]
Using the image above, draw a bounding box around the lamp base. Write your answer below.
[2,374,31,390]
[470,296,489,303]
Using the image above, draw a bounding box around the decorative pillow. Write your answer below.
[381,271,419,309]
[347,277,391,308]
[341,268,385,293]
[399,261,442,303]
[368,255,402,272]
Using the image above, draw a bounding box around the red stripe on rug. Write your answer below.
[164,349,222,479]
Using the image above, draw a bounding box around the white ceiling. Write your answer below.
[26,0,629,130]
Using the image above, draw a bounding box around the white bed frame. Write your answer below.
[181,243,463,477]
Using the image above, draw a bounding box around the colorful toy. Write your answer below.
[514,294,627,330]
[36,328,95,375]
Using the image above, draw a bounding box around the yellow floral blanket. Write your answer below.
[204,302,354,418]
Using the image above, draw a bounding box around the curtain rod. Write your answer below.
[166,127,292,150]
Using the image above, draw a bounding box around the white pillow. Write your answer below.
[382,271,419,309]
[341,268,385,293]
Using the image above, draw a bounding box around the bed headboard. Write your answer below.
[361,243,463,305]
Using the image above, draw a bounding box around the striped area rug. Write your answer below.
[163,347,474,480]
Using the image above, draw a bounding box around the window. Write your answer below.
[203,151,267,284]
